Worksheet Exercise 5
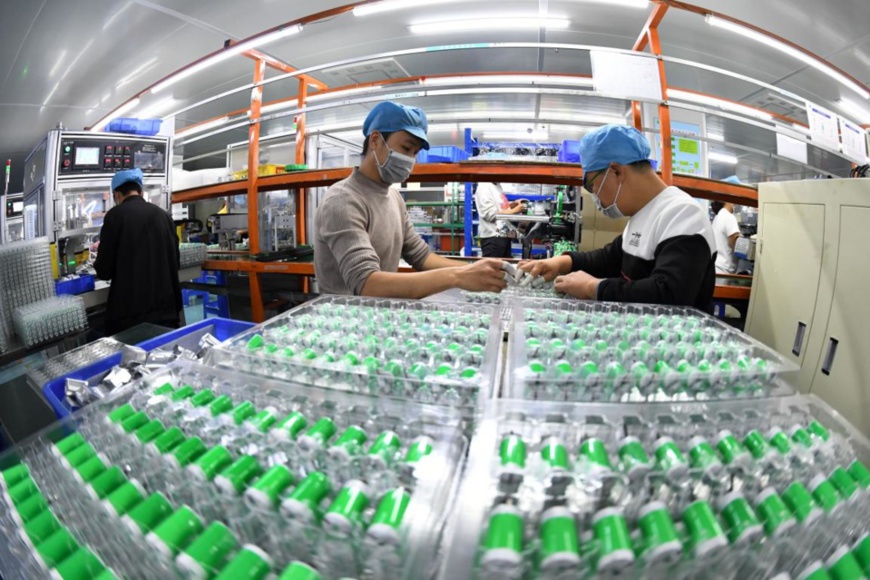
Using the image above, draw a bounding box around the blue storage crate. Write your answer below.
[417,146,469,164]
[558,140,581,163]
[42,317,254,419]
[105,117,162,136]
[55,274,95,296]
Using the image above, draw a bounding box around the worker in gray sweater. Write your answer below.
[314,101,507,299]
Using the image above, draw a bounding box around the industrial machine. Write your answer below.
[505,185,581,259]
[22,129,171,277]
[2,192,24,244]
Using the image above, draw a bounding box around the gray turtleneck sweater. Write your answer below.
[314,168,431,295]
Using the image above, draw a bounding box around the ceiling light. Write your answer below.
[429,111,535,121]
[116,58,158,89]
[575,0,648,7]
[837,98,870,124]
[706,133,725,141]
[91,97,141,131]
[409,17,570,35]
[483,130,550,141]
[709,151,738,164]
[542,112,627,124]
[137,97,179,119]
[176,116,231,137]
[668,89,773,121]
[152,24,303,93]
[422,74,592,87]
[706,15,869,100]
[307,85,384,103]
[354,0,464,16]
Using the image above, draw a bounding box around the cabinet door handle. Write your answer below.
[821,337,839,376]
[791,321,807,356]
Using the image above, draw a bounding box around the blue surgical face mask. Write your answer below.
[591,168,625,219]
[373,138,416,184]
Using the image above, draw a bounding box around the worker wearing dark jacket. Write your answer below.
[519,124,716,311]
[95,168,182,334]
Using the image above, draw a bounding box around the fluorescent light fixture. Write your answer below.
[429,110,535,120]
[484,130,550,141]
[354,0,464,16]
[706,15,869,100]
[49,50,68,78]
[176,116,230,137]
[542,112,627,124]
[91,97,141,131]
[706,132,725,141]
[709,151,738,164]
[668,88,773,121]
[409,17,570,35]
[137,97,179,119]
[422,74,592,87]
[152,24,303,93]
[576,0,648,7]
[307,85,384,103]
[116,57,158,89]
[837,98,870,124]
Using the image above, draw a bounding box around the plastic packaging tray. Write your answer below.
[0,359,467,580]
[42,318,254,420]
[507,299,799,402]
[440,394,870,580]
[417,146,469,164]
[104,117,162,136]
[558,139,581,163]
[208,296,503,414]
[55,275,95,296]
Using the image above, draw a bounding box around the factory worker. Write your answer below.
[474,182,526,258]
[711,176,742,274]
[94,168,182,334]
[518,124,716,311]
[314,101,507,298]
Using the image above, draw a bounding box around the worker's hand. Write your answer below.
[554,270,602,299]
[454,259,508,293]
[518,255,572,282]
[509,203,528,215]
[509,200,521,209]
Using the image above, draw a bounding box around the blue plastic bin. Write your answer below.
[105,118,162,136]
[417,146,469,164]
[42,317,254,420]
[55,275,96,296]
[558,140,581,163]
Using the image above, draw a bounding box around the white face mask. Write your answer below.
[590,167,625,219]
[373,138,416,184]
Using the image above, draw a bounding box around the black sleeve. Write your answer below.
[565,235,624,278]
[596,234,711,305]
[94,212,118,281]
[168,214,180,270]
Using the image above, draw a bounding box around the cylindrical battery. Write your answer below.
[103,480,146,517]
[807,421,831,442]
[72,455,107,485]
[21,510,61,547]
[480,504,524,572]
[742,430,773,460]
[214,456,263,496]
[539,506,581,572]
[49,547,106,580]
[152,383,175,396]
[298,418,337,450]
[540,437,570,471]
[189,389,216,408]
[106,403,136,425]
[0,463,30,489]
[617,436,651,480]
[34,526,79,569]
[687,436,724,477]
[245,465,295,509]
[229,401,256,425]
[214,544,273,580]
[168,438,207,469]
[120,411,149,434]
[134,420,166,444]
[715,430,750,465]
[12,492,48,527]
[809,475,841,513]
[367,431,402,466]
[367,487,412,546]
[781,482,823,525]
[579,437,613,474]
[499,434,527,470]
[176,521,238,579]
[848,461,870,489]
[123,492,174,536]
[280,471,331,525]
[151,427,186,455]
[272,412,307,441]
[654,437,688,479]
[52,433,85,458]
[146,506,205,558]
[637,501,682,567]
[717,492,763,545]
[852,534,870,575]
[826,546,865,580]
[403,436,434,464]
[682,500,728,559]
[170,385,196,402]
[277,561,322,580]
[790,425,814,448]
[324,480,370,535]
[328,426,368,461]
[7,477,40,506]
[87,466,127,501]
[209,395,234,417]
[796,561,833,580]
[767,428,793,455]
[188,446,233,482]
[753,488,797,538]
[591,507,635,575]
[248,410,278,433]
[829,467,859,500]
[62,442,98,469]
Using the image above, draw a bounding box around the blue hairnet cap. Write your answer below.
[111,168,143,192]
[362,101,430,151]
[579,124,652,172]
[723,175,742,184]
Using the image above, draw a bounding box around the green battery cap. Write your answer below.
[809,475,841,512]
[1,463,31,489]
[214,455,263,496]
[826,546,865,580]
[102,480,146,517]
[72,455,107,485]
[299,418,337,449]
[754,488,797,538]
[34,526,80,569]
[87,466,128,501]
[782,481,823,524]
[245,465,295,509]
[214,544,273,580]
[404,436,434,464]
[324,480,370,534]
[152,383,175,396]
[499,434,526,470]
[278,561,322,580]
[480,504,524,570]
[151,427,186,455]
[230,401,256,425]
[120,411,150,434]
[539,506,581,572]
[829,467,859,500]
[169,437,207,468]
[63,443,98,469]
[367,487,412,546]
[368,431,402,465]
[329,425,368,457]
[541,437,570,471]
[848,460,870,489]
[134,419,166,444]
[209,395,234,417]
[7,476,40,506]
[12,492,49,527]
[21,510,61,547]
[146,506,204,558]
[580,438,613,472]
[273,412,307,441]
[176,521,238,579]
[281,472,331,524]
[106,403,136,425]
[50,547,106,580]
[807,421,831,442]
[190,390,216,408]
[189,446,234,482]
[170,386,196,402]
[52,433,86,458]
[248,410,278,432]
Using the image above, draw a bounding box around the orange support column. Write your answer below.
[648,26,673,185]
[248,58,266,322]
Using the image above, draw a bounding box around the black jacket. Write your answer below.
[94,195,181,334]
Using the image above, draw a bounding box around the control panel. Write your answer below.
[58,137,168,176]
[5,194,23,218]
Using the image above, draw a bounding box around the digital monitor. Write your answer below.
[134,150,165,171]
[13,201,23,213]
[75,147,100,166]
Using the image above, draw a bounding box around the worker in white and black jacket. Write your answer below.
[519,124,717,311]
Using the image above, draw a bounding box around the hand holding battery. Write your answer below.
[518,254,572,282]
[454,259,508,293]
[554,270,601,299]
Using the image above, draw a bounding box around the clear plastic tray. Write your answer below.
[209,296,503,412]
[507,299,799,402]
[0,359,467,580]
[440,394,870,580]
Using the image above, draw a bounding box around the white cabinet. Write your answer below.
[746,180,870,434]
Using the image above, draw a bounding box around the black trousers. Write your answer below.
[480,237,513,258]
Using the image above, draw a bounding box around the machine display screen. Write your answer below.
[134,150,165,171]
[75,147,100,166]
[12,201,23,213]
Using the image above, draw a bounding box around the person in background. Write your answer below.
[314,101,507,299]
[711,199,741,274]
[474,182,526,258]
[94,168,182,335]
[518,124,717,311]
